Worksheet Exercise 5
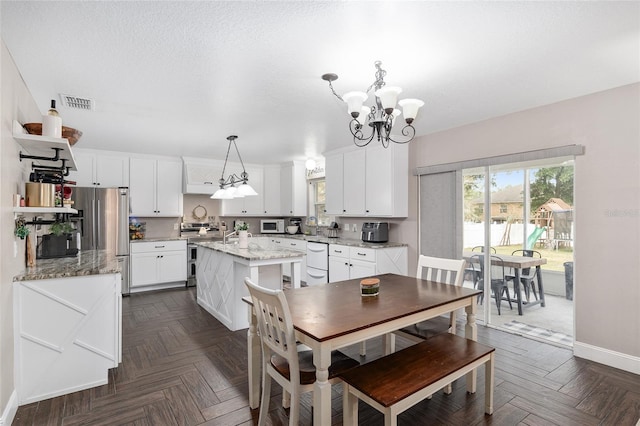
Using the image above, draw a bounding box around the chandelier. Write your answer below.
[210,135,258,199]
[322,61,424,148]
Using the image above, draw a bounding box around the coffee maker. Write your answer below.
[289,218,303,234]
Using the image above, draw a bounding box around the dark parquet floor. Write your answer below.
[12,287,640,425]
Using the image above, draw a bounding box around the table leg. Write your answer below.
[536,265,546,307]
[290,260,301,289]
[514,268,523,315]
[247,306,261,409]
[464,299,477,393]
[312,346,332,425]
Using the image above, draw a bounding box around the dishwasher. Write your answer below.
[306,242,329,285]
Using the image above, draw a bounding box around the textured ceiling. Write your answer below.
[2,1,639,165]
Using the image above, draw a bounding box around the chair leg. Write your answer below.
[360,341,367,356]
[504,286,512,310]
[530,279,539,300]
[343,383,358,425]
[494,289,501,315]
[288,387,300,426]
[258,371,271,426]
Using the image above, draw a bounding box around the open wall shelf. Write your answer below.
[13,120,77,171]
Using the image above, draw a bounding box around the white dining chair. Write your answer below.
[244,278,360,426]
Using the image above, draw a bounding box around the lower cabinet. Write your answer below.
[130,240,187,291]
[329,244,408,282]
[14,273,122,404]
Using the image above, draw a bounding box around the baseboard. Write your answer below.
[0,390,18,426]
[573,341,640,375]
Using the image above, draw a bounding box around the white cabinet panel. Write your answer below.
[182,158,224,194]
[14,274,121,404]
[221,165,264,215]
[324,144,408,217]
[262,166,281,215]
[329,244,407,282]
[130,240,187,290]
[281,161,307,216]
[69,150,129,187]
[130,158,182,217]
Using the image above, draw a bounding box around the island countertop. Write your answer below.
[193,240,305,261]
[13,250,121,282]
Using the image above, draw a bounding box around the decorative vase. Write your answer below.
[238,230,249,249]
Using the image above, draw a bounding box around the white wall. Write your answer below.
[1,40,42,423]
[405,83,640,372]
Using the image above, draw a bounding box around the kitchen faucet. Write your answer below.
[223,230,237,245]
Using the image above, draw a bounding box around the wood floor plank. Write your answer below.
[13,287,640,426]
[163,384,205,425]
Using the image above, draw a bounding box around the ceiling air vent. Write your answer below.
[59,94,94,111]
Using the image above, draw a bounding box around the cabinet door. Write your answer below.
[263,166,281,215]
[158,251,187,283]
[365,145,393,216]
[156,160,183,216]
[324,153,344,215]
[343,150,366,215]
[349,259,376,280]
[96,155,129,187]
[241,166,264,215]
[129,158,157,216]
[329,256,350,282]
[280,164,294,215]
[131,253,159,287]
[69,151,96,186]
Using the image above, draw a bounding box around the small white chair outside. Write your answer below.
[244,278,359,426]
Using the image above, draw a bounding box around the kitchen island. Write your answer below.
[13,250,122,404]
[194,239,305,331]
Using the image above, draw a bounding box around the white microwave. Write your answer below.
[260,219,285,234]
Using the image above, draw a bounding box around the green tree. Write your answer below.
[530,166,574,211]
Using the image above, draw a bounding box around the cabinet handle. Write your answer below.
[357,252,366,256]
[366,210,369,213]
[343,209,346,213]
[291,243,296,246]
[204,181,213,185]
[335,250,342,253]
[344,262,348,266]
[155,245,165,248]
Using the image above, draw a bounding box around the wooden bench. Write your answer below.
[340,333,495,426]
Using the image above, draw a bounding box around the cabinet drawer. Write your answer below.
[349,247,376,262]
[130,240,186,253]
[329,244,349,258]
[285,240,306,252]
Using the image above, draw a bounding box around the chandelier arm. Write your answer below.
[349,119,375,147]
[386,125,417,144]
[219,139,234,187]
[327,79,344,101]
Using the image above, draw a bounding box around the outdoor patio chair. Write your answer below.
[473,254,513,315]
[506,249,541,302]
[465,246,497,288]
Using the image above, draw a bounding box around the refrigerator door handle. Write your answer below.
[117,189,129,256]
[96,199,100,248]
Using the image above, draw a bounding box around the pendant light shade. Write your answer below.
[210,135,258,199]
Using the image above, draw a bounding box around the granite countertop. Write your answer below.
[14,250,121,282]
[130,237,185,243]
[194,241,305,261]
[261,233,407,249]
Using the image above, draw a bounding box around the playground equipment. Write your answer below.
[526,226,546,249]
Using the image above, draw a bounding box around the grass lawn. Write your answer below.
[464,245,574,272]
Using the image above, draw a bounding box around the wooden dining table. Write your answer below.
[244,273,483,425]
[463,252,547,315]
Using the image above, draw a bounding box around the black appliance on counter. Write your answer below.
[37,233,79,259]
[289,217,303,234]
[361,222,389,243]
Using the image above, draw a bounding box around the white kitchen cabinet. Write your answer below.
[130,240,187,291]
[14,273,121,404]
[280,161,307,216]
[324,144,408,217]
[68,150,129,187]
[129,157,183,217]
[262,166,281,215]
[221,165,264,215]
[182,157,225,194]
[329,244,407,282]
[325,149,365,215]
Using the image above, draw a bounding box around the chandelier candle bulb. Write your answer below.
[360,278,380,296]
[342,91,368,117]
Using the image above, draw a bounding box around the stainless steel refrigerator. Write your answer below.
[72,187,130,295]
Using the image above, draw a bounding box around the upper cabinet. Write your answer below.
[130,157,183,217]
[262,166,281,215]
[324,144,408,217]
[182,157,225,195]
[68,149,129,187]
[221,164,264,216]
[281,161,307,217]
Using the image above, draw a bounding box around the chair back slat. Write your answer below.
[416,255,465,286]
[245,279,299,374]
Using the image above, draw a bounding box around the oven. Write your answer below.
[180,222,220,287]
